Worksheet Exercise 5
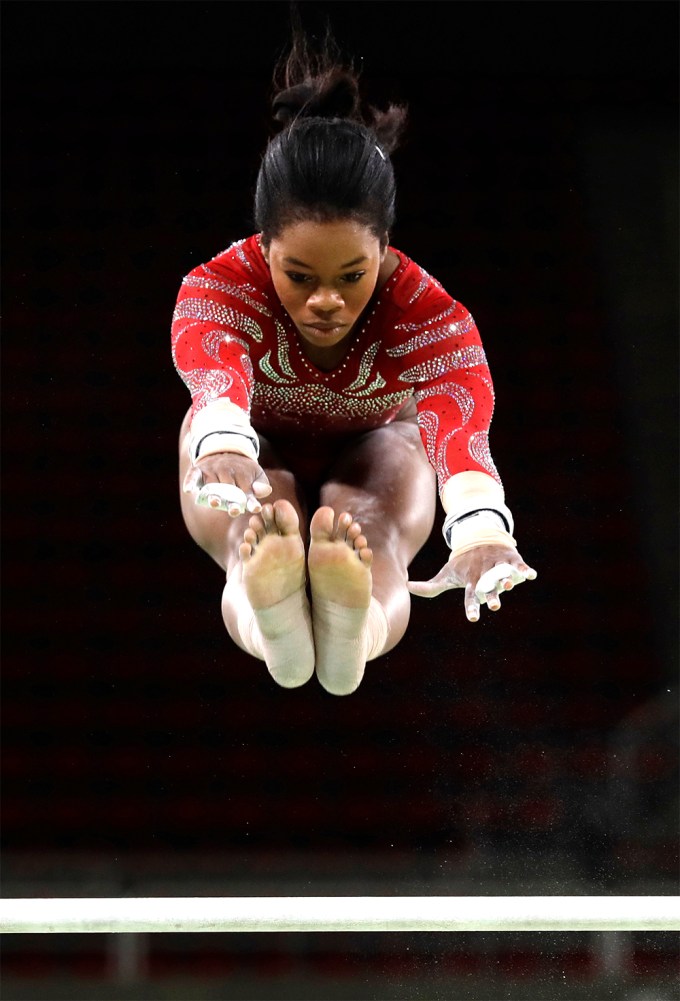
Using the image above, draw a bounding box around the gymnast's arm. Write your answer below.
[172,271,273,516]
[403,304,536,618]
[407,469,537,621]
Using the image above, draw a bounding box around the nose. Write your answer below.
[307,287,344,315]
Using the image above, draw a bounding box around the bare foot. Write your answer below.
[237,500,314,688]
[240,500,306,610]
[308,507,373,608]
[308,508,383,695]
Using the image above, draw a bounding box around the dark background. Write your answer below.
[2,1,678,996]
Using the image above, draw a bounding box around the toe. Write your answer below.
[310,505,336,541]
[248,513,265,536]
[338,512,353,532]
[272,499,300,536]
[260,503,275,526]
[346,521,363,543]
[243,527,259,547]
[358,546,373,567]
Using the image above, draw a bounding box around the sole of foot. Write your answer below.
[240,499,306,610]
[308,506,373,608]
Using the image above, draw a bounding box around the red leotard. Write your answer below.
[172,235,500,492]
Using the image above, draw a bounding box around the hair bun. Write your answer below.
[272,69,360,126]
[272,83,314,123]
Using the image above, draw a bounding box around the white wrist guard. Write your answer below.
[443,503,514,546]
[190,426,260,464]
[444,510,517,560]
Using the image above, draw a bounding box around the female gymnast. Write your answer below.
[172,29,536,695]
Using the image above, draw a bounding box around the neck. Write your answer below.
[378,249,400,288]
[301,335,354,371]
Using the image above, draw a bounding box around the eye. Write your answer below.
[285,272,312,284]
[341,271,366,284]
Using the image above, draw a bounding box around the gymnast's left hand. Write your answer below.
[406,544,537,622]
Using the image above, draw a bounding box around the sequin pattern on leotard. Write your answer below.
[171,235,501,490]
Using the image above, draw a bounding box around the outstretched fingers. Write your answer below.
[408,550,538,619]
[469,558,538,620]
[465,581,481,622]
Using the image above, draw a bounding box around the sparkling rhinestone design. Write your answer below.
[386,316,477,357]
[171,235,502,489]
[201,330,250,361]
[469,430,500,480]
[398,346,488,383]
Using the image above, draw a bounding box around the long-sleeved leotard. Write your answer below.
[171,235,501,496]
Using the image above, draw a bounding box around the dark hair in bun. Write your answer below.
[254,15,408,246]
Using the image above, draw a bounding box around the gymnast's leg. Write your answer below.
[178,409,314,688]
[310,401,437,695]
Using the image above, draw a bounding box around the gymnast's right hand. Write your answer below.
[182,452,273,517]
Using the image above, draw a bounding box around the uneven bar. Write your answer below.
[1,896,679,934]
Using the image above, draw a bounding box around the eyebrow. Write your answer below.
[283,255,368,269]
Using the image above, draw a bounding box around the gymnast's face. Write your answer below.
[263,219,386,354]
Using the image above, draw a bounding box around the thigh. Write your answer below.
[178,409,309,575]
[320,410,437,570]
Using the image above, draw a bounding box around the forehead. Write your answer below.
[270,219,381,265]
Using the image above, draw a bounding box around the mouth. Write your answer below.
[304,322,346,336]
[302,324,346,340]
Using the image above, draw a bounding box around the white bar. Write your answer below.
[1,896,678,933]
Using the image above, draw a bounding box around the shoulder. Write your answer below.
[175,235,274,313]
[188,235,270,286]
[384,247,465,322]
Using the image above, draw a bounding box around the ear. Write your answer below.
[259,236,270,266]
